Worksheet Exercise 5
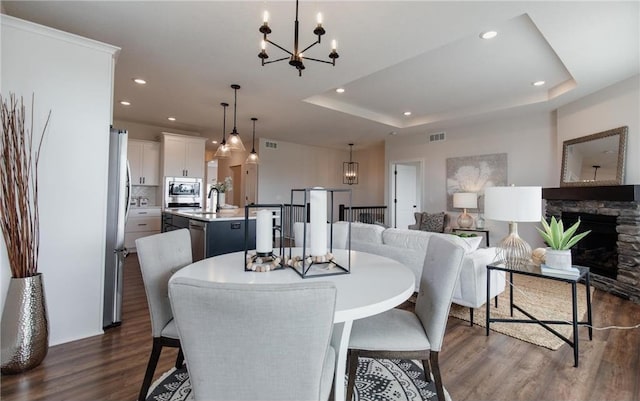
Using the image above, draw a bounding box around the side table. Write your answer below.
[453,228,490,247]
[485,263,593,367]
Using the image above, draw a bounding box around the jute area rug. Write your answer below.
[147,358,450,401]
[449,274,594,350]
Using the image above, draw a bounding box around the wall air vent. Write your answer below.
[265,141,278,149]
[429,132,446,142]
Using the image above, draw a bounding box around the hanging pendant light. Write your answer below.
[343,143,358,185]
[227,84,246,152]
[245,117,259,165]
[214,102,231,159]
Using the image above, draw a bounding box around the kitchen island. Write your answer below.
[162,208,256,260]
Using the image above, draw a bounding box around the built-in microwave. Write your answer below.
[165,177,202,208]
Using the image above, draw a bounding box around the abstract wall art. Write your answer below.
[446,153,508,212]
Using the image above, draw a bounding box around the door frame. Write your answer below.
[244,163,258,205]
[230,164,243,207]
[388,159,423,228]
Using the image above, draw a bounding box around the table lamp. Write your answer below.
[453,192,477,229]
[484,186,542,269]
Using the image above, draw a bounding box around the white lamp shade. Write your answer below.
[453,192,477,209]
[484,186,542,222]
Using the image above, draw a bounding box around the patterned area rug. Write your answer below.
[147,358,446,401]
[449,274,594,350]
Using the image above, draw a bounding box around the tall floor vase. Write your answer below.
[1,273,49,374]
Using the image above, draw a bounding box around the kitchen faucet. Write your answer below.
[207,187,220,212]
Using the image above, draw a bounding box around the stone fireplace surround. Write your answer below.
[543,185,640,303]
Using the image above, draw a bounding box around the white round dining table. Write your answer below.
[170,248,415,401]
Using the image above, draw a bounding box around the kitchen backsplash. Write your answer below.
[131,185,158,207]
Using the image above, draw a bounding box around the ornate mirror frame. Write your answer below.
[560,126,628,187]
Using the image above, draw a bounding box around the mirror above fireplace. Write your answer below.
[560,126,628,187]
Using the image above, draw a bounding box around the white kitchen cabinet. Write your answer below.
[128,139,160,186]
[161,133,206,178]
[124,207,162,252]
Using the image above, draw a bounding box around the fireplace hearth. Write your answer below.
[543,185,640,303]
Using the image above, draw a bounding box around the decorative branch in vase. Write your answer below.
[0,94,51,374]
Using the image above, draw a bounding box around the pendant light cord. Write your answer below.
[232,85,239,133]
[222,103,227,141]
[251,118,257,152]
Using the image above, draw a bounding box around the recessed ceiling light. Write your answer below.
[167,117,176,121]
[212,140,218,144]
[133,78,147,85]
[120,100,131,106]
[403,111,412,116]
[480,31,498,39]
[532,80,546,86]
[336,88,345,93]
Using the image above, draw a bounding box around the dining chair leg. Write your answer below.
[175,347,184,368]
[430,350,446,401]
[346,350,360,401]
[138,338,163,401]
[329,374,335,401]
[469,308,474,326]
[421,359,432,383]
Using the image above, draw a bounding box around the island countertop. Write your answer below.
[162,208,256,222]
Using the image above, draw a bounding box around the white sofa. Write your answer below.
[293,221,505,324]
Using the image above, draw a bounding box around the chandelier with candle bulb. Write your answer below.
[258,0,339,77]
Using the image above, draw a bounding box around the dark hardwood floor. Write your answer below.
[1,254,639,401]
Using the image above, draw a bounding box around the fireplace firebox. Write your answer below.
[543,185,640,304]
[561,212,618,278]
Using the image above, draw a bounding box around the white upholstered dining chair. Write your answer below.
[346,235,465,401]
[136,228,192,401]
[168,278,337,401]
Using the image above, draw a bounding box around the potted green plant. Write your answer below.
[536,216,591,270]
[1,94,50,374]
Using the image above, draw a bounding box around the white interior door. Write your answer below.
[245,164,257,204]
[230,165,243,207]
[392,162,420,229]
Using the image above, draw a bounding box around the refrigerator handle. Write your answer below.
[125,160,132,222]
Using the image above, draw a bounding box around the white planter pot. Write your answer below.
[545,248,572,270]
[218,192,226,207]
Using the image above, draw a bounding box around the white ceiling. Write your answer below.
[3,1,639,152]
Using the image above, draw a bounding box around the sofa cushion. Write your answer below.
[444,234,482,254]
[418,212,447,233]
[350,222,385,244]
[382,228,433,252]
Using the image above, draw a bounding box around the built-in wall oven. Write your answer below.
[165,177,203,208]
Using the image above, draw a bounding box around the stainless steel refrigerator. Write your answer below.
[103,127,131,329]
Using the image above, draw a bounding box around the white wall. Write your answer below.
[557,74,640,184]
[257,139,347,206]
[352,142,385,206]
[1,16,119,345]
[257,139,384,215]
[386,110,556,248]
